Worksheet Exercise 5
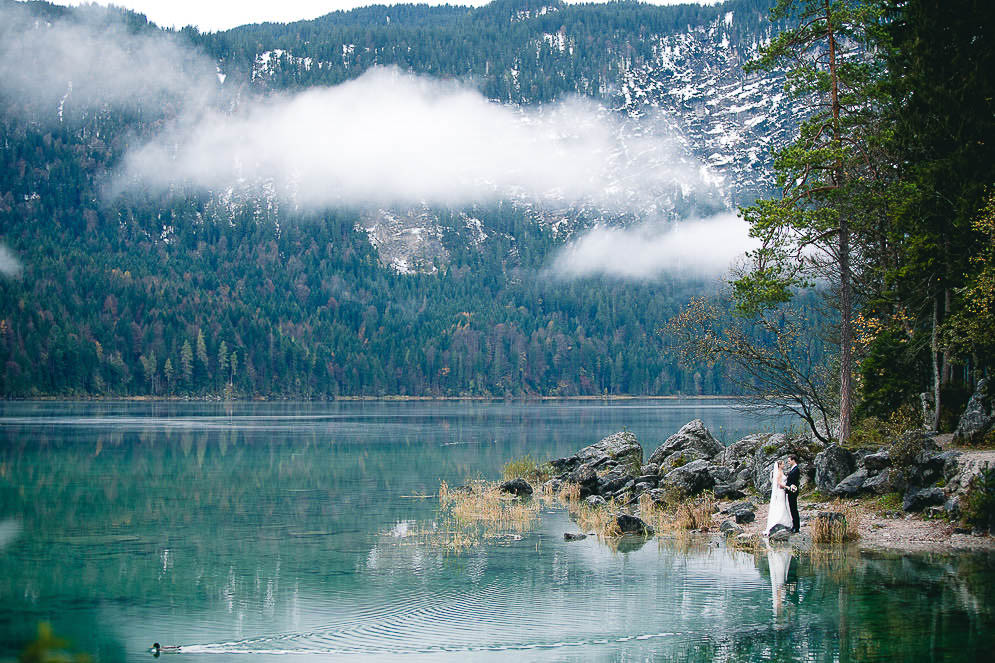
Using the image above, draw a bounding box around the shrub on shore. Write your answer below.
[501,455,553,484]
[810,501,860,544]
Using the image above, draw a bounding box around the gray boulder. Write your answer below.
[832,468,868,497]
[661,459,714,495]
[720,520,743,535]
[954,378,993,445]
[862,468,894,495]
[720,434,766,473]
[861,450,891,473]
[648,420,724,468]
[706,464,734,485]
[584,495,607,508]
[616,514,654,536]
[726,500,756,524]
[563,532,587,541]
[568,463,599,486]
[713,483,746,500]
[768,527,791,543]
[903,487,946,513]
[815,444,855,493]
[735,509,756,524]
[576,431,644,469]
[499,478,534,497]
[598,472,631,495]
[640,463,660,476]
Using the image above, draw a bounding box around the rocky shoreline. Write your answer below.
[501,414,995,555]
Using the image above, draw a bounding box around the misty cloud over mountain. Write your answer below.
[549,213,755,279]
[116,67,720,212]
[0,3,723,217]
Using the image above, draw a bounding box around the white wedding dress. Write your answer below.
[766,465,794,534]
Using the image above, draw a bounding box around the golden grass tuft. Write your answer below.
[571,498,622,538]
[809,500,861,544]
[558,482,581,502]
[637,491,715,532]
[427,479,542,553]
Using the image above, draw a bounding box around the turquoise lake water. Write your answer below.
[0,400,993,661]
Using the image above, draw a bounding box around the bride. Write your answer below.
[766,460,794,535]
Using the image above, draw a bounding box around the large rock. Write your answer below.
[661,459,714,495]
[551,430,643,475]
[499,478,534,497]
[720,434,766,473]
[616,514,654,536]
[815,444,855,493]
[861,450,891,473]
[863,468,894,495]
[720,519,743,535]
[954,378,993,445]
[577,431,644,468]
[647,420,724,468]
[832,468,868,497]
[903,487,946,513]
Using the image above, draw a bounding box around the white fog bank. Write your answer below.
[549,213,757,279]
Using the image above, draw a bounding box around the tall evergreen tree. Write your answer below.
[735,0,888,442]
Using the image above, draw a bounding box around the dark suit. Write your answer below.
[785,464,800,532]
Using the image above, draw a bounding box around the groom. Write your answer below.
[786,454,800,532]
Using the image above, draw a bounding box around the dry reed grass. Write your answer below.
[637,491,716,532]
[809,501,861,544]
[571,498,622,538]
[427,480,542,553]
[558,482,581,502]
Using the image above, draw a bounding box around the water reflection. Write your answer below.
[767,548,793,619]
[0,402,993,662]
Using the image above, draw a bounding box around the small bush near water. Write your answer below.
[501,455,553,484]
[962,464,995,532]
[810,501,860,544]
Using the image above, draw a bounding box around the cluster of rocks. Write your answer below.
[814,432,966,516]
[497,383,995,539]
[535,419,820,509]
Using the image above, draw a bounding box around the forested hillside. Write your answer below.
[0,0,802,398]
[1,0,989,415]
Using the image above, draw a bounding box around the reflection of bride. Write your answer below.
[765,461,794,535]
[767,548,793,617]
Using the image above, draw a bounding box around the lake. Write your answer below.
[0,400,993,661]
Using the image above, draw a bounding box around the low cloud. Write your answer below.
[116,67,719,211]
[549,213,756,279]
[0,244,23,278]
[2,2,726,218]
[0,2,216,121]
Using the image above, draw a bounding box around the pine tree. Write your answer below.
[180,340,194,387]
[735,0,888,442]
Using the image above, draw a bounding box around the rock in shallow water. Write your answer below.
[499,478,533,497]
[563,533,587,541]
[616,514,654,536]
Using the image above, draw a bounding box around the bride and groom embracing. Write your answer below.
[766,454,800,535]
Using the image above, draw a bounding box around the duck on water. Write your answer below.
[151,643,180,656]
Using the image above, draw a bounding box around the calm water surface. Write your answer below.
[0,400,992,662]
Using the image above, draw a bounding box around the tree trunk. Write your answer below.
[932,292,942,431]
[839,218,853,443]
[825,0,851,443]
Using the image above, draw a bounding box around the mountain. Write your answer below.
[0,0,826,399]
